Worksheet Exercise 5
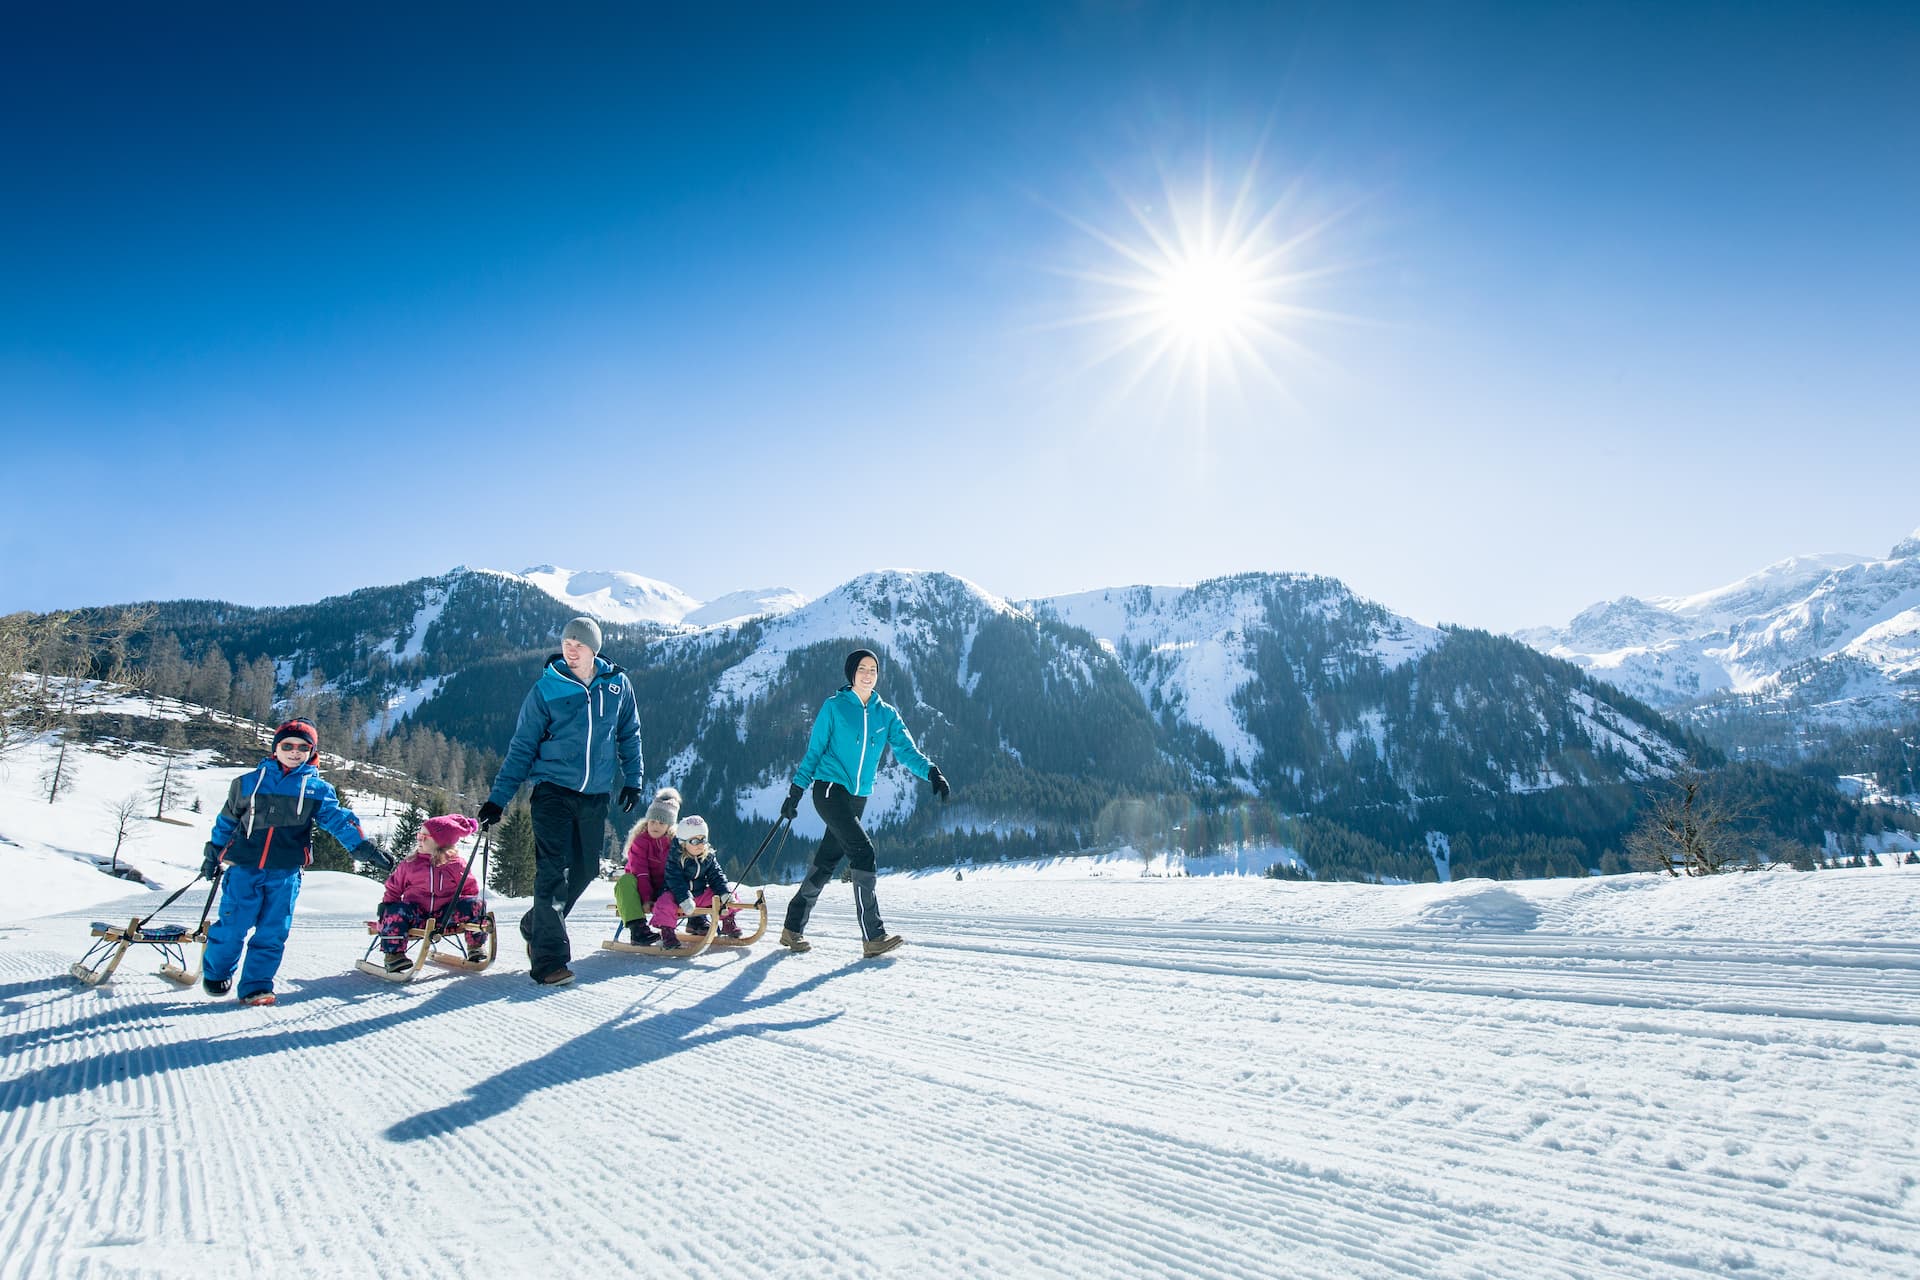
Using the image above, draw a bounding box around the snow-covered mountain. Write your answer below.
[59,565,1704,869]
[504,565,805,629]
[1034,574,1685,801]
[1517,529,1920,740]
[1039,577,1446,778]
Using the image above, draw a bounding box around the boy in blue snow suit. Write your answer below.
[477,617,643,986]
[199,718,383,1004]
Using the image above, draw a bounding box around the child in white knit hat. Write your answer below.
[659,815,740,949]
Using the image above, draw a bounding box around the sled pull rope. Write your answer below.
[134,863,224,934]
[435,832,491,935]
[729,816,791,898]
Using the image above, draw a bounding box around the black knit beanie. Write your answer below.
[844,648,879,685]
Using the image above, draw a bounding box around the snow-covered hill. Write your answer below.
[504,565,806,629]
[1518,529,1920,733]
[1039,576,1445,778]
[1033,573,1684,800]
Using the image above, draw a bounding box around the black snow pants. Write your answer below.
[526,782,608,978]
[782,781,886,942]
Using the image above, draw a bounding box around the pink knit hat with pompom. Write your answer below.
[423,814,479,848]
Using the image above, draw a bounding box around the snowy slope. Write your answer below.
[3,866,1917,1278]
[7,709,1918,1276]
[1519,530,1920,726]
[503,565,806,629]
[513,565,703,625]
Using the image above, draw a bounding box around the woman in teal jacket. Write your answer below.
[778,648,949,957]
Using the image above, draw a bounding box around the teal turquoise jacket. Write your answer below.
[488,655,643,806]
[792,687,932,798]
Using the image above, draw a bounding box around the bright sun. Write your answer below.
[1046,159,1347,415]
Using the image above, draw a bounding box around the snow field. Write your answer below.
[2,870,1918,1278]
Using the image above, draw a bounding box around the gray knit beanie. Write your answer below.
[644,787,682,826]
[561,615,602,653]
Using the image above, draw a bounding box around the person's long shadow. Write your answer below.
[0,975,76,1021]
[384,950,853,1143]
[0,966,504,1111]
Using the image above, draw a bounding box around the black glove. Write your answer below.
[618,785,641,814]
[200,843,223,880]
[355,840,394,873]
[476,801,503,830]
[780,782,804,822]
[927,764,951,802]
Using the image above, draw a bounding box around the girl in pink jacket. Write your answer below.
[376,814,488,971]
[613,787,679,944]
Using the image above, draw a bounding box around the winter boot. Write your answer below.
[384,951,412,973]
[623,920,656,946]
[659,926,683,950]
[687,916,709,936]
[466,941,489,963]
[861,934,904,958]
[203,976,232,996]
[532,966,575,986]
[719,916,744,939]
[240,990,277,1006]
[779,928,811,953]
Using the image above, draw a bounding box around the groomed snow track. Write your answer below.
[2,878,1917,1278]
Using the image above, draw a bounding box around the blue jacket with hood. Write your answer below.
[792,687,932,798]
[488,654,643,808]
[209,758,368,871]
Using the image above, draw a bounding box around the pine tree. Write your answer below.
[490,805,537,896]
[390,802,426,864]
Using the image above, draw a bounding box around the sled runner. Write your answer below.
[357,909,499,982]
[600,900,722,958]
[357,833,498,983]
[71,868,223,988]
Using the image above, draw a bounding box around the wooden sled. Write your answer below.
[357,910,498,983]
[71,918,208,988]
[599,900,740,958]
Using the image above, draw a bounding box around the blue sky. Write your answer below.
[3,1,1916,630]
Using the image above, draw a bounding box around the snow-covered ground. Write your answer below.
[3,833,1917,1276]
[6,722,1919,1276]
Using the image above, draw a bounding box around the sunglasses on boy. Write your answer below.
[275,741,313,754]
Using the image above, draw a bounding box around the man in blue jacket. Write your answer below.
[778,648,950,957]
[479,617,642,986]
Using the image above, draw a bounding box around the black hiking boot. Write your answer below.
[203,976,231,996]
[384,951,412,973]
[659,926,683,950]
